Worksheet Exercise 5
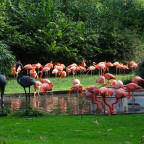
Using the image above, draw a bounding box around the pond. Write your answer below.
[2,89,144,115]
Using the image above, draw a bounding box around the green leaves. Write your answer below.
[0,41,15,76]
[1,0,144,66]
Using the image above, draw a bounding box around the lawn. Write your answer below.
[1,73,142,144]
[5,73,134,93]
[0,114,144,144]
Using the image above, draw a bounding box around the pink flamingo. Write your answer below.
[29,67,38,79]
[132,76,144,84]
[96,76,109,86]
[33,81,42,98]
[113,80,125,89]
[84,85,105,110]
[73,79,80,85]
[41,83,53,95]
[23,64,32,75]
[112,88,128,112]
[104,73,117,85]
[67,84,83,97]
[126,83,143,99]
[99,87,113,114]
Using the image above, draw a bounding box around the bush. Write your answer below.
[11,104,46,117]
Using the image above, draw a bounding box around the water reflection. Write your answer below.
[2,92,144,115]
[3,92,90,115]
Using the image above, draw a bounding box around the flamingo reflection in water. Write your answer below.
[11,99,22,111]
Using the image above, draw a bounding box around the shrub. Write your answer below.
[11,104,46,117]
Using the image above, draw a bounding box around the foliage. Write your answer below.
[0,107,11,115]
[11,104,45,117]
[0,41,15,76]
[1,0,144,65]
[136,61,144,88]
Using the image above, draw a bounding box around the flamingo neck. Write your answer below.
[103,98,112,114]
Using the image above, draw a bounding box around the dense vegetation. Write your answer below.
[1,0,144,67]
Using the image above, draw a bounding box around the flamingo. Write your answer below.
[86,66,95,76]
[96,76,109,86]
[106,62,113,72]
[104,73,117,85]
[126,83,143,99]
[123,64,129,73]
[0,75,7,115]
[23,64,32,75]
[130,61,138,72]
[83,89,100,110]
[70,66,77,78]
[33,81,42,98]
[35,63,43,74]
[99,87,113,114]
[66,67,71,77]
[110,80,117,86]
[113,80,125,89]
[59,71,66,79]
[132,76,144,84]
[80,59,86,68]
[52,68,59,77]
[73,79,80,85]
[40,83,53,95]
[84,85,105,110]
[67,84,83,97]
[16,62,36,110]
[29,67,38,79]
[39,71,51,84]
[113,62,120,75]
[112,88,128,112]
[42,66,50,77]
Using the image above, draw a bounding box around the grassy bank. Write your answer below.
[0,114,144,144]
[5,73,134,93]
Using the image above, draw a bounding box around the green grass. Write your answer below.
[0,114,144,144]
[5,73,135,94]
[2,73,140,144]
